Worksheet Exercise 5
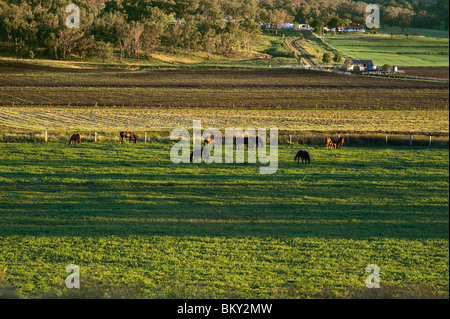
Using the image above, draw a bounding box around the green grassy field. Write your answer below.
[326,36,449,67]
[378,26,449,39]
[0,141,448,298]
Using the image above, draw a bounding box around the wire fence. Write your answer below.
[1,131,448,147]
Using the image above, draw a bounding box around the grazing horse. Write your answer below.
[295,150,311,164]
[120,131,138,144]
[325,137,336,150]
[255,136,265,149]
[69,134,81,146]
[190,147,211,163]
[204,136,215,145]
[336,137,344,149]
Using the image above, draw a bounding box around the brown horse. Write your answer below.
[295,150,311,164]
[336,137,344,149]
[204,136,215,145]
[120,131,138,144]
[325,137,336,150]
[69,134,81,146]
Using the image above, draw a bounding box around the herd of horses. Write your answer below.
[295,137,344,165]
[190,135,265,163]
[326,137,345,150]
[69,132,344,165]
[69,132,138,146]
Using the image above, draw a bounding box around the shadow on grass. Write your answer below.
[2,276,447,299]
[0,204,447,239]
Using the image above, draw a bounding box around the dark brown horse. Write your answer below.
[336,137,344,149]
[69,134,81,146]
[235,136,265,150]
[325,137,336,150]
[120,131,138,144]
[295,150,311,164]
[190,147,211,163]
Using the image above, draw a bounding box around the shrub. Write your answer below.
[333,52,343,63]
[96,41,115,62]
[322,52,333,64]
[382,64,393,72]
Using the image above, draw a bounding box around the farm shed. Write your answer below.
[347,60,375,72]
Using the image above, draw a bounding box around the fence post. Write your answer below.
[95,132,97,143]
[290,135,292,145]
[429,136,432,147]
[45,131,48,143]
[145,132,147,143]
[386,135,388,146]
[410,135,413,146]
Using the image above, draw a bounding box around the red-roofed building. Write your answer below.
[337,23,366,32]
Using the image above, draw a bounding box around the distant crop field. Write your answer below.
[401,67,449,80]
[0,63,448,110]
[326,37,449,67]
[0,142,448,298]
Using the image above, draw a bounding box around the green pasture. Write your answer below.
[326,37,449,67]
[378,26,449,39]
[0,141,448,298]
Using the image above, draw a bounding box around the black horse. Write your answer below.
[120,131,138,144]
[235,136,265,150]
[294,150,311,164]
[69,134,81,146]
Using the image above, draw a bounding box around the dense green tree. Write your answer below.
[311,19,324,35]
[240,18,261,53]
[327,17,345,30]
[322,52,333,64]
[201,27,219,59]
[58,29,78,60]
[96,40,114,62]
[333,51,343,63]
[398,8,415,31]
[1,2,37,57]
[181,16,201,55]
[294,4,311,24]
[270,8,290,35]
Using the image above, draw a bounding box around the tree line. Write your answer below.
[0,0,447,60]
